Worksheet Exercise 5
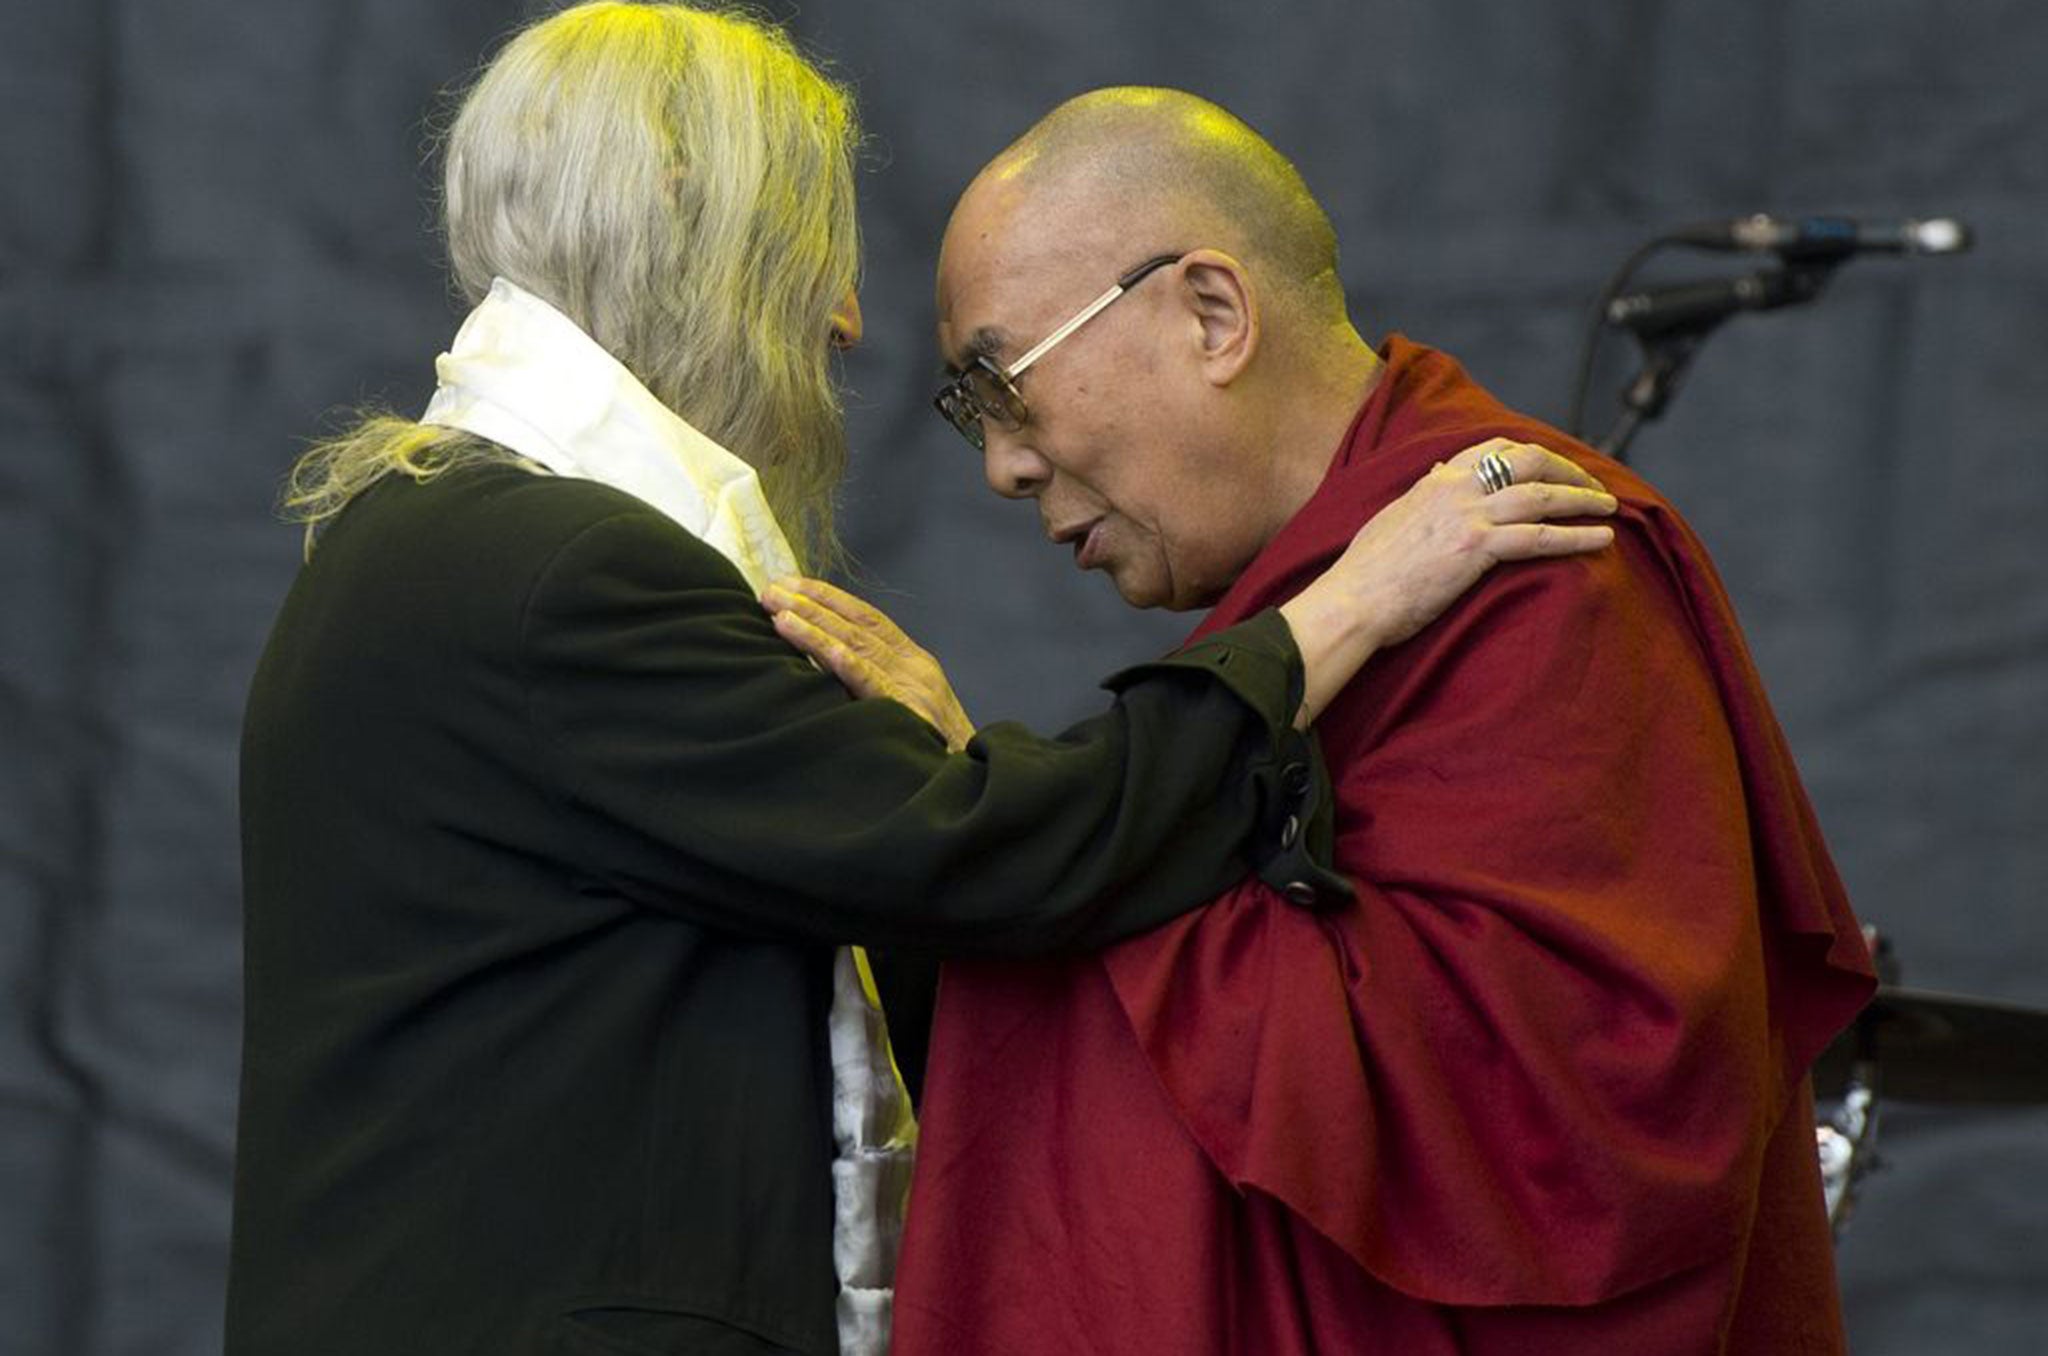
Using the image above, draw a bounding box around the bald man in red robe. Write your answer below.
[890,88,1875,1355]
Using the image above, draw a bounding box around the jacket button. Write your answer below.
[1282,880,1318,907]
[1281,761,1310,797]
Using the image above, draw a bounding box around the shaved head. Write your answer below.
[966,87,1344,319]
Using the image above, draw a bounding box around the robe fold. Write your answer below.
[890,338,1875,1356]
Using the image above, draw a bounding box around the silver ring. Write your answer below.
[1475,451,1515,496]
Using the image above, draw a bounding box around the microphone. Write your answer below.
[1670,213,1972,260]
[1605,267,1830,337]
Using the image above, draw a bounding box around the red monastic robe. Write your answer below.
[890,339,1876,1356]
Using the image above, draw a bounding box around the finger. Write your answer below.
[771,592,880,661]
[1445,439,1604,494]
[783,576,892,633]
[1488,522,1615,560]
[771,608,889,698]
[768,604,843,666]
[1481,482,1618,523]
[1501,443,1602,491]
[1442,436,1521,467]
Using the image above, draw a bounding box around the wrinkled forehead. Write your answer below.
[936,175,1113,366]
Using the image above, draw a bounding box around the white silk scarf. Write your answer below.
[422,277,915,1356]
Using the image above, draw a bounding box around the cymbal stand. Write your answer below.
[1820,925,1898,1240]
[1817,1063,1882,1239]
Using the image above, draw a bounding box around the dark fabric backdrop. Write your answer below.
[4,1,2043,1351]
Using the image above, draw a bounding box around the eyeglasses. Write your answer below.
[932,253,1184,450]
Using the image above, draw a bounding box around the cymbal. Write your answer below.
[1813,985,2048,1105]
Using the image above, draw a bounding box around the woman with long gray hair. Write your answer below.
[227,4,1616,1354]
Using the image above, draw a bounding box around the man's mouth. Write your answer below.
[1050,517,1106,571]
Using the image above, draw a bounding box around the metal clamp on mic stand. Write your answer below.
[1596,260,1840,462]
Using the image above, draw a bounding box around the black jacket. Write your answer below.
[228,462,1323,1355]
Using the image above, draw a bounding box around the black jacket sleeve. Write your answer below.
[518,506,1331,954]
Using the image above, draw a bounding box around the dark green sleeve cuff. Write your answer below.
[1100,607,1303,723]
[1103,608,1351,911]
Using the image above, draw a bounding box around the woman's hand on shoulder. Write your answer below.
[1335,437,1618,650]
[1279,438,1618,725]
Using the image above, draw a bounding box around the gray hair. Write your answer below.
[288,1,860,570]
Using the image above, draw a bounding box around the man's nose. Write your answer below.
[981,425,1051,499]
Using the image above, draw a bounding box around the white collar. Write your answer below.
[420,277,799,594]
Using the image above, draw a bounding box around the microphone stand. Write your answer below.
[1598,331,1704,462]
[1596,259,1840,463]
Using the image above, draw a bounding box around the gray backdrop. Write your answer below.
[4,1,2044,1352]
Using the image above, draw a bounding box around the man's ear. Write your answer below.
[1176,249,1258,386]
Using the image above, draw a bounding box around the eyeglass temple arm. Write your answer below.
[1006,283,1128,379]
[1006,253,1184,380]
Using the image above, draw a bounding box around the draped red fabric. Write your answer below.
[891,339,1876,1355]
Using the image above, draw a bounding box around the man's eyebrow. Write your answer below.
[945,326,1008,373]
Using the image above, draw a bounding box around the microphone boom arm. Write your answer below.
[1596,260,1840,462]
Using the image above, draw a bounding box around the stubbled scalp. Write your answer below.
[967,87,1346,321]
